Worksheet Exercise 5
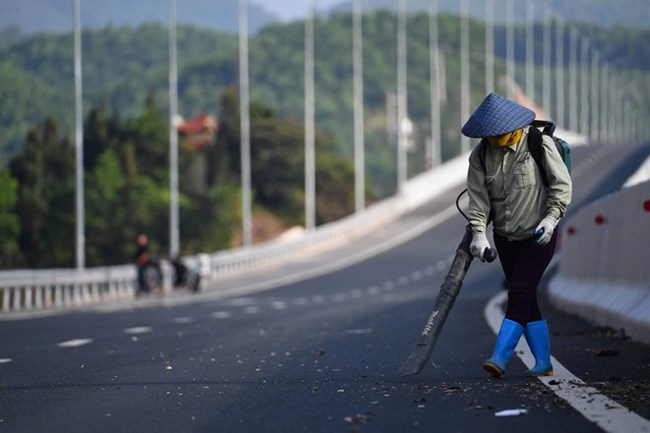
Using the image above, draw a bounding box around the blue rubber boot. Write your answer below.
[482,318,524,378]
[524,320,554,377]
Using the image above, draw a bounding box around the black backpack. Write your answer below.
[478,120,571,186]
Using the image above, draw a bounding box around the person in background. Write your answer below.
[461,93,572,378]
[133,233,150,293]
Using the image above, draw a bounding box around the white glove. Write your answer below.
[533,215,558,246]
[470,232,491,262]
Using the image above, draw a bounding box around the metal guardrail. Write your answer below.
[0,155,470,315]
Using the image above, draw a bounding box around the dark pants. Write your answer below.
[493,230,558,327]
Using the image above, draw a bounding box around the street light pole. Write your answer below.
[73,0,85,269]
[238,0,252,246]
[460,0,469,154]
[352,0,365,212]
[428,0,441,168]
[485,0,494,96]
[168,0,180,258]
[396,0,408,190]
[305,0,316,229]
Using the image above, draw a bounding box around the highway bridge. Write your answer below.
[2,1,650,432]
[1,140,649,433]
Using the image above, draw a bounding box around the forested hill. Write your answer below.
[3,0,649,36]
[331,0,650,29]
[0,0,278,35]
[1,11,648,166]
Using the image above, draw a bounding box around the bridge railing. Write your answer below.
[0,155,469,315]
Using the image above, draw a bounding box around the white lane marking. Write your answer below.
[244,306,260,314]
[367,286,380,295]
[123,327,153,335]
[211,311,232,319]
[173,317,194,324]
[224,297,256,306]
[293,297,310,306]
[57,339,93,348]
[0,358,13,364]
[199,204,459,301]
[485,291,650,432]
[271,301,287,310]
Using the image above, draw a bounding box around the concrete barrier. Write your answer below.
[549,179,650,344]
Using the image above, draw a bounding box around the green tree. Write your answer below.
[0,169,20,268]
[9,117,74,268]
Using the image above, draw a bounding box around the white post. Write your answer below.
[580,37,589,135]
[168,0,180,257]
[600,64,609,143]
[73,0,85,269]
[485,0,494,95]
[239,0,252,245]
[353,0,365,212]
[428,0,441,168]
[460,0,469,154]
[525,1,535,104]
[305,0,316,229]
[555,18,565,128]
[397,0,408,189]
[542,7,551,116]
[590,50,600,143]
[506,0,515,99]
[569,28,578,133]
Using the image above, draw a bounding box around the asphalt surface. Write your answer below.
[1,141,649,433]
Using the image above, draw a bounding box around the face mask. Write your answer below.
[487,128,523,147]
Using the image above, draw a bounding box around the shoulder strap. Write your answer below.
[527,126,549,187]
[478,139,488,173]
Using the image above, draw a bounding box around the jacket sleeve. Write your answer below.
[466,145,491,234]
[541,135,572,221]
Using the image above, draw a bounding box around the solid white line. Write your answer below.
[57,338,93,348]
[484,291,650,432]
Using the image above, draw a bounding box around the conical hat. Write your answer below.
[461,93,535,138]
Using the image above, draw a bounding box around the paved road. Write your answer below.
[1,142,649,433]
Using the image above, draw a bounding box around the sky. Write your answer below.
[252,0,346,22]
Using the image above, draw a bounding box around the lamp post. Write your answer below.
[168,0,180,257]
[396,0,408,189]
[304,0,316,229]
[239,0,252,246]
[353,0,365,212]
[73,0,85,269]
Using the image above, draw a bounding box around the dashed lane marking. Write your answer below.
[244,306,261,314]
[57,339,93,348]
[211,311,233,319]
[196,260,448,321]
[485,291,650,433]
[123,327,153,335]
[173,317,194,324]
[270,301,287,309]
[0,358,12,364]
